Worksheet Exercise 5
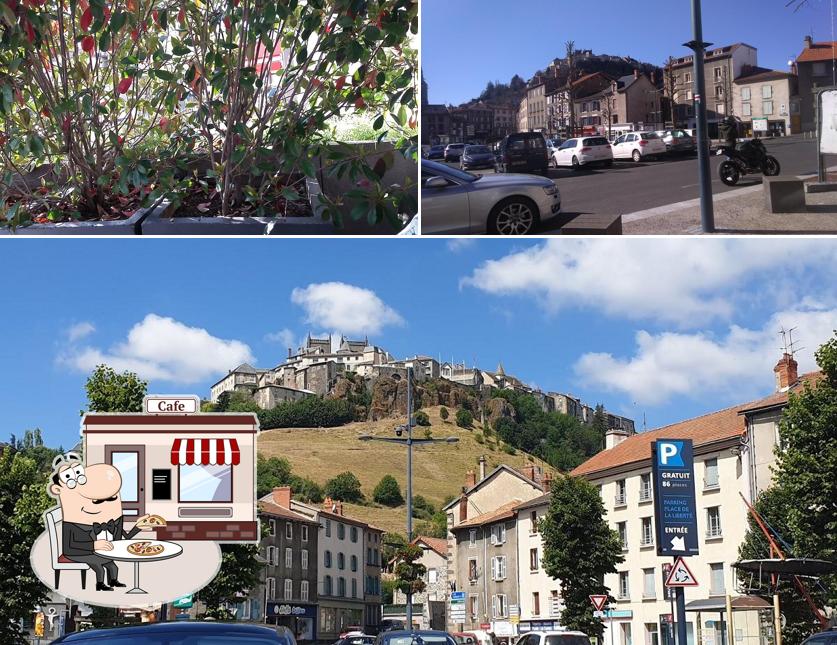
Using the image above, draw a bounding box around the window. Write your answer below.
[742,87,751,101]
[615,479,627,506]
[324,550,332,568]
[301,525,308,541]
[743,103,752,116]
[492,594,508,618]
[646,623,659,645]
[324,575,332,596]
[338,523,345,540]
[266,577,276,600]
[301,580,309,601]
[337,552,345,570]
[491,555,507,581]
[337,577,346,597]
[706,506,722,538]
[533,592,541,616]
[710,562,725,595]
[643,568,656,599]
[715,85,724,98]
[269,519,276,536]
[813,62,827,76]
[762,85,773,98]
[714,67,722,80]
[285,547,293,568]
[491,524,506,545]
[469,595,479,618]
[763,101,774,115]
[619,572,630,599]
[704,458,719,489]
[352,578,358,598]
[284,578,293,600]
[468,558,478,582]
[621,623,633,645]
[685,72,692,83]
[301,550,308,569]
[179,464,232,502]
[618,522,628,550]
[351,526,358,542]
[325,519,331,537]
[550,590,559,616]
[351,555,358,572]
[641,517,654,546]
[469,529,477,547]
[530,548,539,571]
[428,568,438,583]
[640,473,652,501]
[286,523,293,539]
[530,511,539,533]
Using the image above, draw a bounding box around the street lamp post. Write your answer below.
[359,366,459,632]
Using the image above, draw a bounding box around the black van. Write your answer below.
[495,132,549,175]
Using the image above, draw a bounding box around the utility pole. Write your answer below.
[685,0,715,233]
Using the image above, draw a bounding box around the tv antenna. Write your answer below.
[778,326,803,358]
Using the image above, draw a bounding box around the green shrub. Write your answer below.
[440,407,449,421]
[259,396,354,429]
[502,444,517,455]
[474,433,484,444]
[373,475,404,507]
[324,471,364,503]
[414,411,430,426]
[455,408,473,429]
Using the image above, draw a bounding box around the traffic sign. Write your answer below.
[172,595,193,609]
[450,591,466,602]
[593,611,605,618]
[665,557,699,587]
[652,439,699,556]
[589,595,608,611]
[661,563,676,600]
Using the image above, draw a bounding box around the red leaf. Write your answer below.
[311,78,322,88]
[177,7,185,23]
[223,15,230,30]
[117,77,132,94]
[130,28,138,40]
[159,117,169,130]
[23,18,35,42]
[81,35,95,52]
[126,0,135,11]
[80,7,92,31]
[354,96,365,109]
[152,9,158,23]
[62,116,72,132]
[325,23,332,34]
[335,77,346,91]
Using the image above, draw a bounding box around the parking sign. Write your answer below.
[652,439,699,556]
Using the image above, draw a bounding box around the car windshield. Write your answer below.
[544,636,590,645]
[466,146,490,154]
[449,144,464,149]
[671,130,689,138]
[640,133,659,139]
[62,636,282,644]
[426,162,478,183]
[386,637,451,645]
[584,137,608,145]
[431,146,444,151]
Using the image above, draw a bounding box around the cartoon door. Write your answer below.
[105,445,145,517]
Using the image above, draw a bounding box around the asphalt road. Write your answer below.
[439,135,817,232]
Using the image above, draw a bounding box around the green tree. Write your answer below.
[373,475,404,507]
[196,544,263,619]
[0,450,54,644]
[217,390,261,413]
[591,404,608,440]
[324,471,364,503]
[382,531,409,564]
[85,365,147,413]
[455,408,473,428]
[414,410,430,426]
[393,544,427,598]
[440,407,449,421]
[256,454,324,503]
[540,475,624,638]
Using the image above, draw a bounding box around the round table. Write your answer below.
[95,539,183,594]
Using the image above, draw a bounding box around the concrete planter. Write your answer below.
[0,199,155,235]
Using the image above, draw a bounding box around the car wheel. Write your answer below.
[571,156,580,170]
[488,197,539,235]
[605,160,613,167]
[632,149,642,162]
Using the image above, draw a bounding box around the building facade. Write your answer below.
[393,536,450,629]
[733,70,799,136]
[795,37,837,132]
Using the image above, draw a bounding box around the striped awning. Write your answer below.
[170,438,240,466]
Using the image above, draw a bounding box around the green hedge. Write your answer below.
[259,396,355,429]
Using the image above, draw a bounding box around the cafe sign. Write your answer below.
[144,395,200,414]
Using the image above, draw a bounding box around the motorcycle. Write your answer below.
[716,138,780,186]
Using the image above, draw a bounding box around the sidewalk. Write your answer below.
[623,172,837,235]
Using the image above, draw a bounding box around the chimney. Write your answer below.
[459,493,468,522]
[774,353,798,391]
[288,347,292,358]
[465,470,476,489]
[522,463,536,482]
[804,35,813,49]
[633,68,639,79]
[542,471,553,492]
[323,496,343,515]
[605,428,629,450]
[478,455,487,481]
[272,486,292,509]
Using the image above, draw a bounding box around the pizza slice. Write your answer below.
[135,514,167,530]
[127,541,165,556]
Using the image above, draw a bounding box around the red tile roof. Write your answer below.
[572,372,820,478]
[258,500,318,523]
[733,70,796,84]
[413,536,448,557]
[797,42,837,63]
[454,500,521,529]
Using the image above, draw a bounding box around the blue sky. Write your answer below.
[2,238,837,451]
[422,0,828,106]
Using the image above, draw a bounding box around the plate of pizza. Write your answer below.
[127,541,165,557]
[135,514,167,530]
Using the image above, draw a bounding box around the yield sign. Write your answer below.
[665,557,699,587]
[589,595,608,611]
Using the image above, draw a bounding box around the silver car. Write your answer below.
[421,159,561,235]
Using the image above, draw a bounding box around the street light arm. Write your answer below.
[358,436,412,445]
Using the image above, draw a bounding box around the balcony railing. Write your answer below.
[703,478,720,490]
[639,488,653,502]
[706,527,723,539]
[614,494,627,507]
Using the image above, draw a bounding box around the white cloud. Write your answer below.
[67,322,96,342]
[265,328,298,349]
[447,238,477,252]
[574,306,837,405]
[462,239,837,326]
[59,314,254,384]
[290,282,403,335]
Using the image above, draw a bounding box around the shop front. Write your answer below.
[265,602,318,641]
[518,619,562,633]
[81,401,260,542]
[319,600,364,642]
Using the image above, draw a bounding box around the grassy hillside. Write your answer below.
[258,405,554,535]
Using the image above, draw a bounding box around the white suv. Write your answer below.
[611,131,666,162]
[552,136,613,169]
[517,631,591,645]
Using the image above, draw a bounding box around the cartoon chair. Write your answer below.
[46,507,88,590]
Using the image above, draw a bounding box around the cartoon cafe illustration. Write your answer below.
[81,397,260,542]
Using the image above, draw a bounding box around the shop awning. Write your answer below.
[170,438,241,466]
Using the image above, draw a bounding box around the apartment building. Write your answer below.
[733,70,799,137]
[795,37,837,132]
[393,536,450,629]
[570,354,819,645]
[364,525,384,632]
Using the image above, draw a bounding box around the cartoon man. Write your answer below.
[49,453,151,591]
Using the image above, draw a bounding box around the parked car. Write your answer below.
[444,143,466,162]
[517,631,591,645]
[426,145,446,160]
[552,136,613,169]
[801,627,837,645]
[376,630,458,645]
[657,129,696,154]
[611,131,666,161]
[546,138,563,165]
[337,635,377,645]
[421,159,561,235]
[380,620,406,633]
[494,131,549,175]
[454,630,497,645]
[52,621,296,643]
[460,144,495,170]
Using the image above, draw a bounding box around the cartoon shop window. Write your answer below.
[171,438,239,503]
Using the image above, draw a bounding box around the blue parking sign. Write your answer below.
[652,439,699,556]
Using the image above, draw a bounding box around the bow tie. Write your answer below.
[92,519,118,536]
